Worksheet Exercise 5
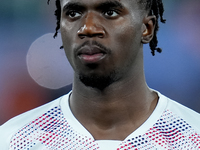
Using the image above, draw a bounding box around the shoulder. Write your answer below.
[158,91,200,132]
[0,93,70,150]
[147,91,200,149]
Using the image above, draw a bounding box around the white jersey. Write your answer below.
[0,91,200,150]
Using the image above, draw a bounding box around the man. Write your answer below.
[0,0,200,149]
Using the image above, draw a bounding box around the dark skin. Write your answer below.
[60,0,158,140]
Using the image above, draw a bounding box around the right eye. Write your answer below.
[66,11,82,19]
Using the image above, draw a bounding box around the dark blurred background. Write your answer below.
[0,0,200,125]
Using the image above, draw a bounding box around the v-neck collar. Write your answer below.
[60,91,168,142]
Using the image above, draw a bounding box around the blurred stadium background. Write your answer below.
[0,0,200,125]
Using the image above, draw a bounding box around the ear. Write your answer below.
[141,15,156,44]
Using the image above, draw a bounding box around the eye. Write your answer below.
[103,10,119,18]
[66,11,82,19]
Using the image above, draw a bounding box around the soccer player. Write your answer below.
[1,0,200,149]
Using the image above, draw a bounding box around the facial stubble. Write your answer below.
[79,68,119,91]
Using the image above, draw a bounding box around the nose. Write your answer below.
[77,12,105,39]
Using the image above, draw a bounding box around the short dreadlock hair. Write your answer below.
[47,0,166,56]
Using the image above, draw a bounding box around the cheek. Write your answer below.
[60,22,76,68]
[107,19,143,69]
[112,22,142,56]
[61,21,73,49]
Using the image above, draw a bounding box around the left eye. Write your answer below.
[104,10,119,17]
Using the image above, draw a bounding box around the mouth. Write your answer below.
[77,44,108,64]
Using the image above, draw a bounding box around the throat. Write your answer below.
[70,81,159,140]
[70,96,155,141]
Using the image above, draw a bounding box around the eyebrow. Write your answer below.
[63,2,85,12]
[63,0,125,12]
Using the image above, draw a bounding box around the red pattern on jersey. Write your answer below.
[10,107,200,150]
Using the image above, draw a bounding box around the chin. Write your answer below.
[78,71,117,91]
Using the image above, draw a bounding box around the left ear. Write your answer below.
[141,15,156,44]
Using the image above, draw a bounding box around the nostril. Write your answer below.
[78,34,86,39]
[77,23,105,39]
[97,33,104,38]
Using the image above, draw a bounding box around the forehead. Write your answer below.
[60,0,139,10]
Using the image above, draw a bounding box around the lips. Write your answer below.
[77,45,107,64]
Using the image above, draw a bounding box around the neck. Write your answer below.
[69,51,158,140]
